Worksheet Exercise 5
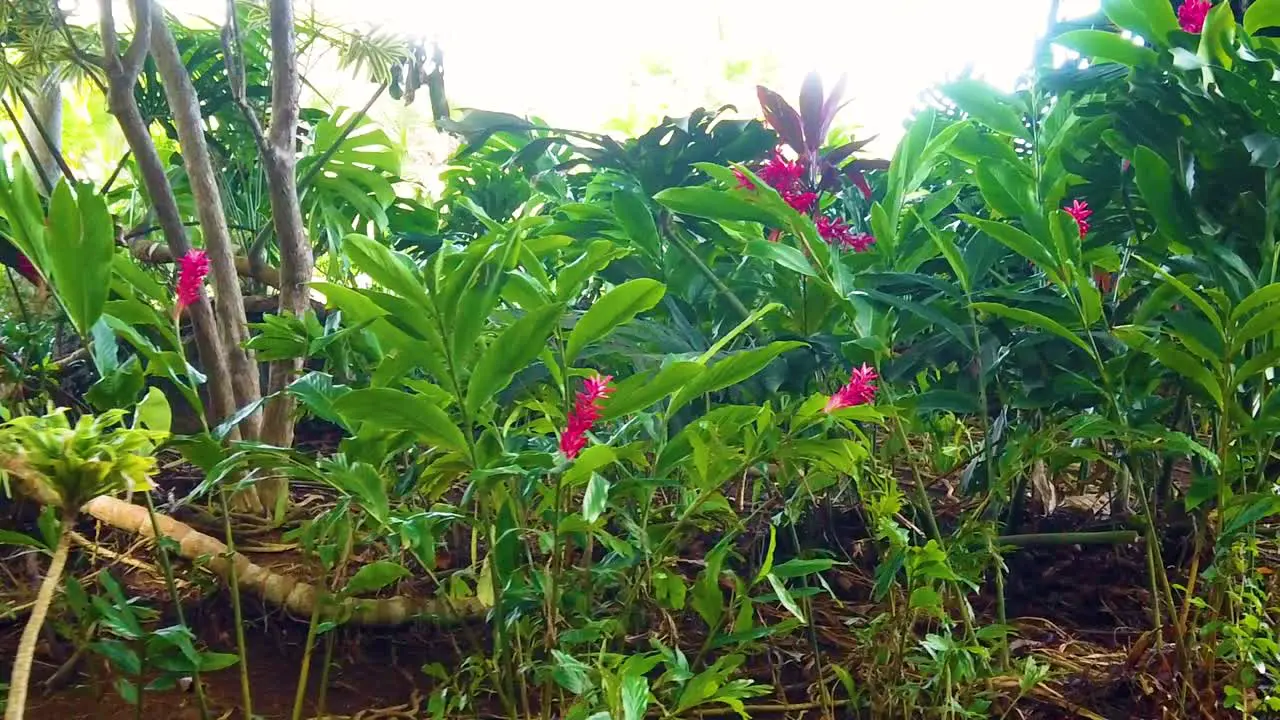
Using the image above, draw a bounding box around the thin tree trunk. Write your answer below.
[4,521,72,720]
[98,0,239,434]
[253,0,314,507]
[148,4,262,439]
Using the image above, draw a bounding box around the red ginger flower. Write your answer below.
[560,374,614,459]
[1064,199,1092,238]
[783,189,818,214]
[176,249,210,309]
[824,363,878,413]
[847,232,875,253]
[733,168,756,190]
[759,150,804,190]
[1178,0,1211,33]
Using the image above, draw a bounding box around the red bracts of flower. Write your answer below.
[733,168,756,190]
[782,189,818,214]
[1094,268,1116,294]
[1178,0,1211,33]
[1064,199,1092,238]
[176,249,210,309]
[816,216,876,253]
[13,252,39,285]
[824,363,878,413]
[560,374,615,460]
[759,150,804,191]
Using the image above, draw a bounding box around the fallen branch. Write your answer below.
[80,496,484,626]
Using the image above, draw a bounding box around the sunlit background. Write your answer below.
[56,0,1106,182]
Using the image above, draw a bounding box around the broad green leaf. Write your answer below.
[1132,256,1226,339]
[1144,340,1225,409]
[971,302,1094,355]
[622,673,649,720]
[1198,1,1236,69]
[613,191,661,259]
[766,573,806,624]
[918,213,969,293]
[566,279,666,362]
[45,182,114,336]
[343,234,433,310]
[1132,147,1193,244]
[697,303,783,364]
[942,79,1029,139]
[134,387,172,434]
[957,214,1057,271]
[582,474,610,524]
[1230,282,1280,324]
[563,446,618,486]
[745,240,817,276]
[1234,347,1280,384]
[333,388,466,453]
[0,530,45,550]
[601,362,703,421]
[654,187,779,225]
[859,288,974,351]
[1101,0,1180,45]
[466,303,563,416]
[344,560,410,596]
[668,341,806,414]
[1246,0,1280,34]
[974,160,1034,218]
[1055,29,1159,67]
[1234,303,1280,350]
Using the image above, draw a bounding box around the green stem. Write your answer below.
[133,638,146,720]
[665,225,753,323]
[216,489,253,718]
[290,597,323,720]
[315,629,337,718]
[140,494,211,720]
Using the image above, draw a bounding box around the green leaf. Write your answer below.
[0,529,46,550]
[582,474,610,524]
[44,182,115,336]
[859,288,974,351]
[343,234,432,310]
[1137,337,1225,409]
[971,302,1094,355]
[466,303,563,416]
[1231,282,1280,324]
[1246,0,1280,34]
[745,240,817,276]
[1233,347,1280,384]
[1198,1,1236,69]
[697,303,783,364]
[332,388,466,453]
[669,341,805,414]
[613,191,661,259]
[918,213,969,293]
[654,187,779,225]
[134,387,171,434]
[622,673,649,720]
[1055,29,1159,67]
[1233,303,1280,349]
[1101,0,1180,45]
[1132,146,1193,245]
[601,362,703,421]
[1132,256,1226,339]
[957,214,1057,271]
[344,560,411,596]
[766,573,806,624]
[769,558,836,580]
[563,445,618,486]
[942,79,1029,139]
[566,279,666,362]
[755,525,777,586]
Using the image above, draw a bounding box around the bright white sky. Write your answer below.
[70,0,1104,162]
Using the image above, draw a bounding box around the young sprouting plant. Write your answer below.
[0,406,166,720]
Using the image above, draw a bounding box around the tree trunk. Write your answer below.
[3,519,72,720]
[148,5,262,439]
[98,0,240,435]
[254,0,315,508]
[19,82,62,192]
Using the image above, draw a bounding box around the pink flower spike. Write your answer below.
[733,168,756,190]
[1178,0,1211,33]
[783,189,818,214]
[824,363,878,413]
[176,249,210,310]
[559,374,615,460]
[759,150,804,191]
[1063,199,1092,239]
